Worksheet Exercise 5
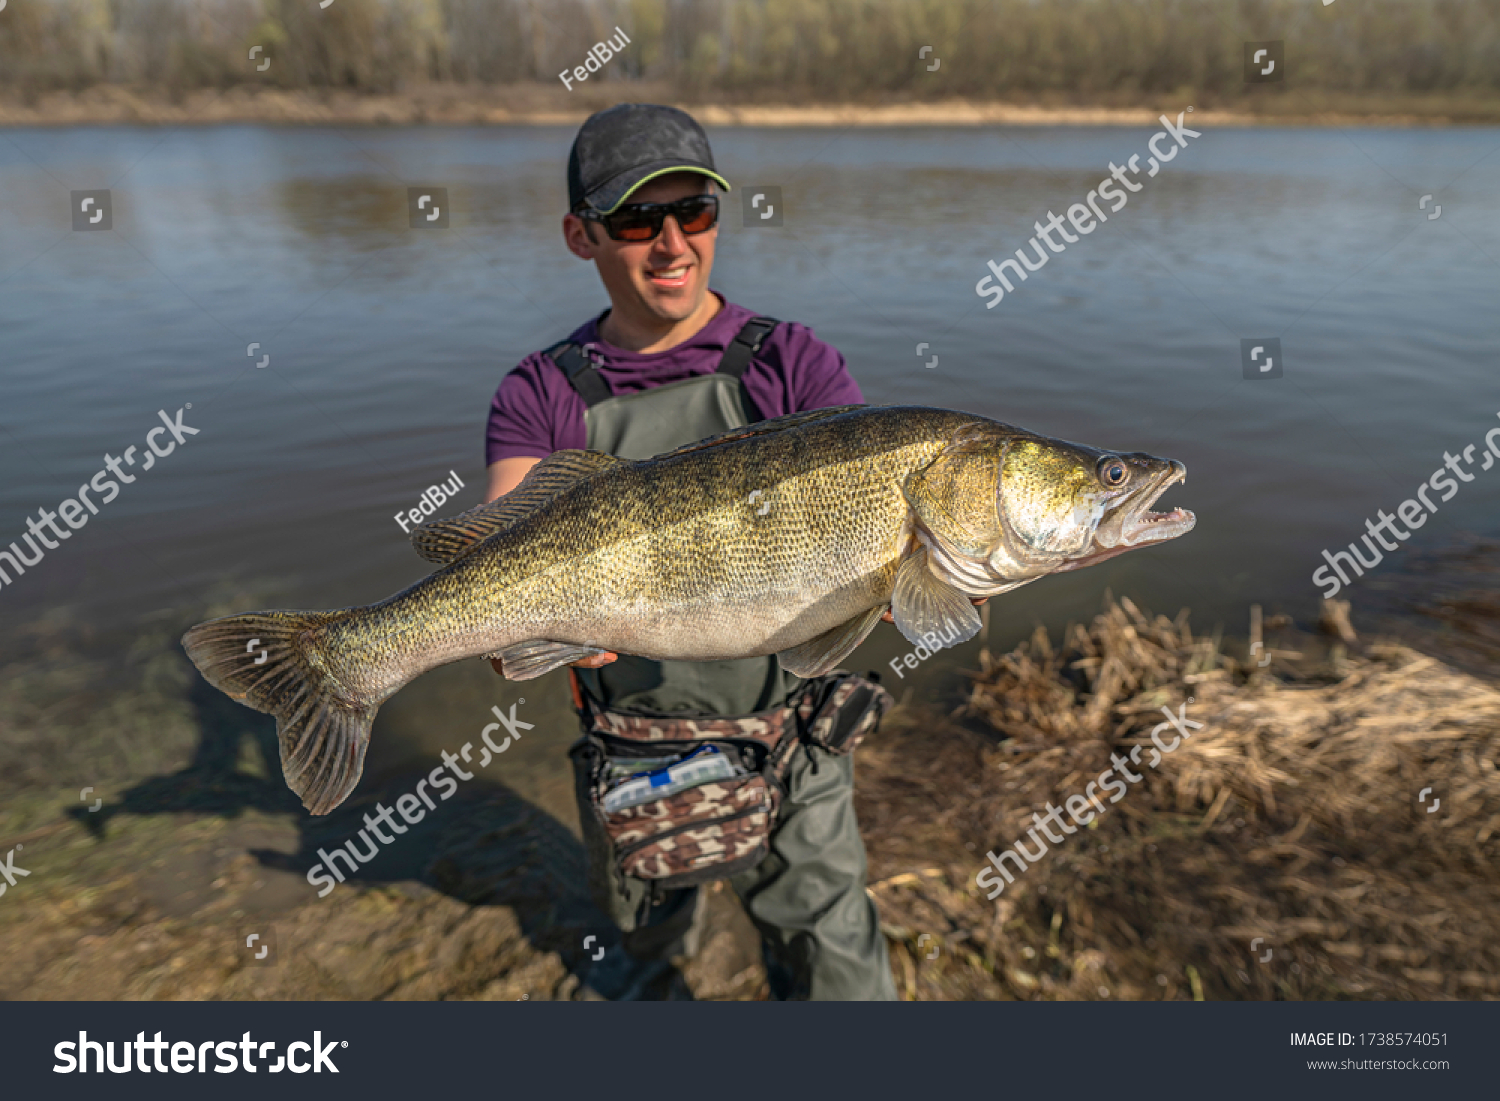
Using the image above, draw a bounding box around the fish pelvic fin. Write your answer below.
[490,639,611,680]
[411,450,623,565]
[777,605,888,678]
[181,610,374,816]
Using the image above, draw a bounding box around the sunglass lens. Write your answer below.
[611,214,659,242]
[678,198,718,234]
[603,197,717,241]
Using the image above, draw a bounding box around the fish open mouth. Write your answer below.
[1118,463,1195,547]
[1056,461,1195,572]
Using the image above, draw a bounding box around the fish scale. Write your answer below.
[183,404,1194,814]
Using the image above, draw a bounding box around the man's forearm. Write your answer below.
[485,456,542,503]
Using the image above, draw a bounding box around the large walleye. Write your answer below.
[183,405,1194,814]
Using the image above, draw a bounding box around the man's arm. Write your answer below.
[485,456,540,503]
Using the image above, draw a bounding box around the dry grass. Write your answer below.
[857,596,1500,1000]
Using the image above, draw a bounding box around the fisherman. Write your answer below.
[482,103,903,1000]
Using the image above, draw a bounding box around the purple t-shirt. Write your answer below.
[485,295,863,464]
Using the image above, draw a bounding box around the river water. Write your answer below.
[2,122,1497,821]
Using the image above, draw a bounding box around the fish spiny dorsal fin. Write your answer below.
[410,450,623,564]
[650,404,865,462]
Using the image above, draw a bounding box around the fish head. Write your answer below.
[992,436,1195,576]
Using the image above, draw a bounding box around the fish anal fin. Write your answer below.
[652,404,864,462]
[411,450,623,564]
[776,605,888,679]
[491,639,611,681]
[890,545,982,650]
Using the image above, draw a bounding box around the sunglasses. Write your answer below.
[579,194,720,242]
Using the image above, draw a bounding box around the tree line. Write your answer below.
[1,0,1495,101]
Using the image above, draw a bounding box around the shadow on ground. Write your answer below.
[68,666,630,991]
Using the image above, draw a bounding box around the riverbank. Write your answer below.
[3,84,1497,128]
[3,581,1496,1000]
[867,593,1500,1000]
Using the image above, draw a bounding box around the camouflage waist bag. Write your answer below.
[568,670,894,893]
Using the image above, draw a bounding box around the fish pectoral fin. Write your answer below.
[650,404,864,462]
[890,545,982,649]
[411,450,623,564]
[776,605,888,679]
[490,640,611,681]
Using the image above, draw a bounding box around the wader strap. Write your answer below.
[550,313,785,714]
[715,316,779,381]
[546,317,780,409]
[545,340,613,408]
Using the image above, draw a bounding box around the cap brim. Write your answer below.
[589,163,732,215]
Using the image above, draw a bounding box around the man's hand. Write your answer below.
[880,595,987,624]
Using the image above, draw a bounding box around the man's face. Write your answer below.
[564,172,717,327]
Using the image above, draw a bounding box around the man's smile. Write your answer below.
[646,264,691,289]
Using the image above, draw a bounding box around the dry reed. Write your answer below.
[858,595,1500,1000]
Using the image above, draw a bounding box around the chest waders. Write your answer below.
[549,318,898,1000]
[545,315,803,717]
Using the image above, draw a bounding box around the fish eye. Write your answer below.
[1097,457,1128,488]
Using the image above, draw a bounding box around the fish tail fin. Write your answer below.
[181,609,375,816]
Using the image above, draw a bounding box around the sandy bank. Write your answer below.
[4,583,1497,1000]
[1,84,1493,129]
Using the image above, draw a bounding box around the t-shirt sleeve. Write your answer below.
[485,354,587,466]
[750,320,864,417]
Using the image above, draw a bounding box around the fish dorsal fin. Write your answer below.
[410,450,623,564]
[651,404,865,462]
[902,425,1006,558]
